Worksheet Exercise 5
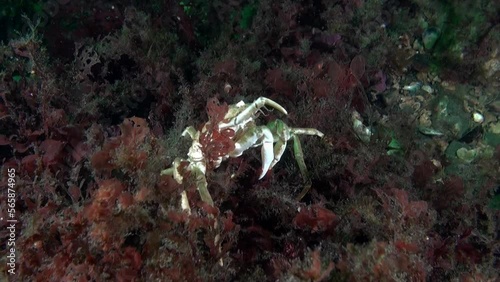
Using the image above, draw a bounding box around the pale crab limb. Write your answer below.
[290,128,325,138]
[161,158,185,184]
[266,119,291,169]
[218,97,288,130]
[270,127,325,171]
[291,128,324,200]
[292,135,309,182]
[267,120,325,170]
[182,126,199,140]
[229,126,271,157]
[161,159,192,213]
[191,166,214,206]
[228,125,276,179]
[161,162,213,210]
[180,190,191,213]
[266,120,324,200]
[271,139,287,169]
[160,167,174,176]
[292,135,312,201]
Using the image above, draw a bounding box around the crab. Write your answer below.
[161,97,324,212]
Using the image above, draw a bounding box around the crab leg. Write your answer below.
[270,128,325,172]
[292,134,313,201]
[181,126,199,140]
[290,128,325,138]
[267,120,325,169]
[219,97,288,130]
[191,166,214,206]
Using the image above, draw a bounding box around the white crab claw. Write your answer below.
[259,128,275,179]
[219,97,288,130]
[260,97,288,115]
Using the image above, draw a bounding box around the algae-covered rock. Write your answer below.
[422,27,440,50]
[483,122,500,146]
[431,90,474,139]
[445,140,468,161]
[489,194,500,210]
[456,147,478,163]
[445,140,494,164]
[484,132,500,147]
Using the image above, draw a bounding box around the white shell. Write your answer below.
[403,82,422,91]
[472,112,484,123]
[421,84,434,94]
[224,82,232,93]
[352,111,372,142]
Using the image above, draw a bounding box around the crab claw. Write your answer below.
[219,97,288,130]
[227,124,275,179]
[259,97,288,115]
[259,128,275,179]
